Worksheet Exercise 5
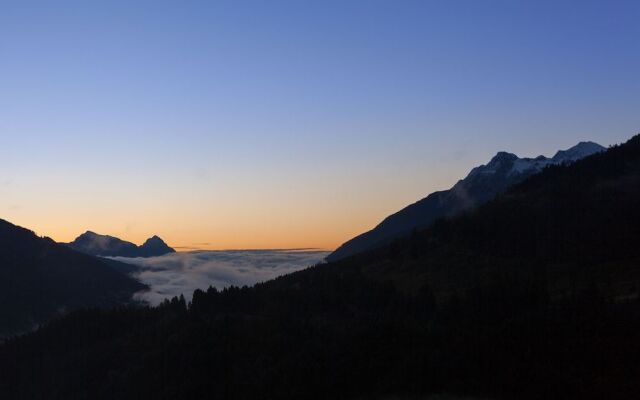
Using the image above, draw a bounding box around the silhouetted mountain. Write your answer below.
[327,141,605,262]
[67,231,175,258]
[1,136,639,400]
[139,235,175,257]
[0,220,147,337]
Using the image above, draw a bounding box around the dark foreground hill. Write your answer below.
[0,220,147,337]
[2,135,640,400]
[67,231,175,257]
[327,141,604,262]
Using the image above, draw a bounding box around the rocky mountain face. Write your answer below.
[139,235,176,257]
[327,141,605,262]
[67,231,175,258]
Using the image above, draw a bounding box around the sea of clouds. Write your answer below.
[108,249,329,305]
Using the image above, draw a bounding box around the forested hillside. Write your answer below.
[2,136,640,400]
[0,220,147,337]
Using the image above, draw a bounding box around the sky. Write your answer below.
[1,0,639,250]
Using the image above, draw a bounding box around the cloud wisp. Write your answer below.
[108,250,329,305]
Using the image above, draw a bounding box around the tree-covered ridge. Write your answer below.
[351,135,640,302]
[0,220,147,337]
[2,135,640,399]
[327,141,605,262]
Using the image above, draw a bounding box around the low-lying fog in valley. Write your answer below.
[109,250,330,305]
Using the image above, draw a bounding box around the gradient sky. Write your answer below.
[1,0,639,250]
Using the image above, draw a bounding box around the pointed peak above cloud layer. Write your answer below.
[139,235,175,257]
[67,232,175,258]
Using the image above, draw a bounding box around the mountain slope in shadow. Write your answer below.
[0,220,147,337]
[327,141,605,262]
[2,136,640,400]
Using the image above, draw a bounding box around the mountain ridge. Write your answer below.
[326,141,605,262]
[67,231,175,258]
[2,135,639,399]
[0,219,147,337]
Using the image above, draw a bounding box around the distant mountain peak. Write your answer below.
[326,139,605,262]
[469,141,605,180]
[141,235,170,247]
[487,152,519,170]
[139,235,175,257]
[67,232,175,258]
[491,151,518,162]
[552,141,605,162]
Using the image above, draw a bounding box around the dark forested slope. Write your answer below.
[1,136,640,400]
[327,141,604,262]
[0,220,147,337]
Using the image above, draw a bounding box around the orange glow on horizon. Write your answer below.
[1,168,454,252]
[2,203,400,252]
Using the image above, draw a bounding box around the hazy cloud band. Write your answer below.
[109,250,329,305]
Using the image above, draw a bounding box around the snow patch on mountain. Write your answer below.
[470,142,606,178]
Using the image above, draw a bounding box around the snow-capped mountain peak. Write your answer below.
[327,139,606,262]
[552,141,606,163]
[468,141,606,179]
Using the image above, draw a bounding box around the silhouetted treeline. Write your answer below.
[0,220,146,337]
[2,135,640,399]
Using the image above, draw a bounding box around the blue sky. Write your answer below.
[1,0,639,249]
